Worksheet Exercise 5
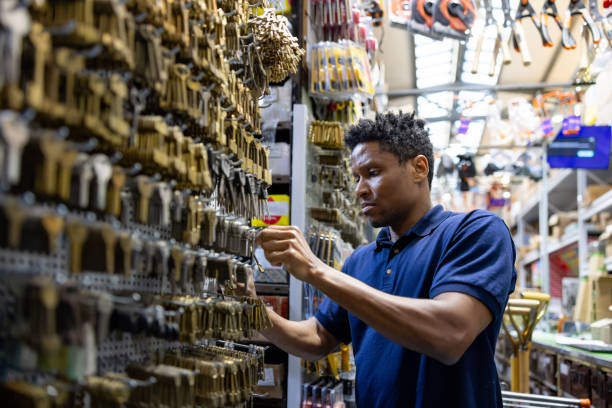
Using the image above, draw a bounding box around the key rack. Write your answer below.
[0,0,304,406]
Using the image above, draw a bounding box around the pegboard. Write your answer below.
[97,332,180,373]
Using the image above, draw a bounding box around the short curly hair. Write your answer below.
[345,111,434,188]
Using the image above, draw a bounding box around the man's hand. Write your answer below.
[233,267,257,297]
[255,226,328,284]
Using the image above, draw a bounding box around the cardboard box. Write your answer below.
[254,363,285,399]
[591,319,612,344]
[549,211,578,229]
[584,185,612,207]
[551,225,564,240]
[601,227,612,258]
[592,275,612,322]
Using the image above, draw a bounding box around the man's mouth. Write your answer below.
[361,203,376,214]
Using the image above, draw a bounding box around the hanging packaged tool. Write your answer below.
[539,0,564,47]
[562,0,601,49]
[431,0,476,41]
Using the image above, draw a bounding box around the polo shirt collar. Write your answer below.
[375,205,450,250]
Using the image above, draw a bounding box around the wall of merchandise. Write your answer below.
[0,0,305,406]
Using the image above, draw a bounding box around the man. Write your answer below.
[252,111,516,407]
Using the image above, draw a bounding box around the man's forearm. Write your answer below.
[260,311,336,361]
[313,265,488,365]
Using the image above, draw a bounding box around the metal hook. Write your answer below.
[71,138,99,153]
[134,11,148,23]
[203,83,216,92]
[56,126,70,140]
[45,20,77,36]
[20,108,36,123]
[192,72,205,82]
[126,162,142,176]
[79,44,103,59]
[110,151,123,164]
[224,9,237,17]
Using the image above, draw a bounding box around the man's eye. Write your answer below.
[353,175,360,182]
[368,169,379,177]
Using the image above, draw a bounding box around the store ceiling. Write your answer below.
[379,0,595,149]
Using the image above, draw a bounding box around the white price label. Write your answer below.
[257,367,275,387]
[560,363,569,376]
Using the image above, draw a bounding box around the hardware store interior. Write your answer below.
[1,0,612,406]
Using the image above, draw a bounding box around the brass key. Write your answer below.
[135,175,155,224]
[101,224,118,274]
[66,219,89,274]
[3,199,29,249]
[106,166,126,217]
[41,213,64,254]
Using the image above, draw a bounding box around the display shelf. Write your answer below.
[583,188,612,220]
[547,235,579,255]
[519,235,579,267]
[529,374,558,393]
[520,249,540,267]
[512,170,576,227]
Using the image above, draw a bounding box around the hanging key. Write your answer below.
[67,219,89,274]
[135,175,155,224]
[69,153,94,209]
[0,111,30,186]
[90,154,113,211]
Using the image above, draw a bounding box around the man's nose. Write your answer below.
[355,177,370,199]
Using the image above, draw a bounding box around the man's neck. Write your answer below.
[389,199,433,242]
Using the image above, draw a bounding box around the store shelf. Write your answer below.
[512,170,577,227]
[547,235,579,254]
[519,235,579,267]
[529,374,558,393]
[521,249,540,266]
[583,188,612,220]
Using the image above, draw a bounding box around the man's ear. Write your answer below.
[412,155,430,183]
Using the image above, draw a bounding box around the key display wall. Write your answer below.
[0,0,303,406]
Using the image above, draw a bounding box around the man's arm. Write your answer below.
[256,225,501,366]
[259,311,341,361]
[314,268,491,365]
[234,270,341,361]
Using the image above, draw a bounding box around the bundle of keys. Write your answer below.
[308,120,345,149]
[249,9,305,82]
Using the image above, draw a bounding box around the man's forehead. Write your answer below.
[350,142,397,166]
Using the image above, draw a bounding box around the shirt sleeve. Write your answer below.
[429,212,517,320]
[314,262,352,345]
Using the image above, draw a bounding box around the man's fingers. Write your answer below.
[259,238,293,252]
[255,226,302,245]
[263,248,292,267]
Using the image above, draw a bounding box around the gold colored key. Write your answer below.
[66,220,89,274]
[106,166,126,217]
[3,199,28,249]
[57,149,79,201]
[41,213,64,254]
[135,175,155,224]
[101,224,118,274]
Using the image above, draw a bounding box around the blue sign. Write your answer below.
[547,126,611,169]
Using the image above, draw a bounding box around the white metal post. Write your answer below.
[577,169,588,277]
[517,218,527,288]
[288,104,308,407]
[539,147,550,293]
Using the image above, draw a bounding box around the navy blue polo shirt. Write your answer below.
[315,205,516,408]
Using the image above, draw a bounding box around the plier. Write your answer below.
[512,0,540,65]
[539,0,564,46]
[562,0,601,49]
[588,0,612,46]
